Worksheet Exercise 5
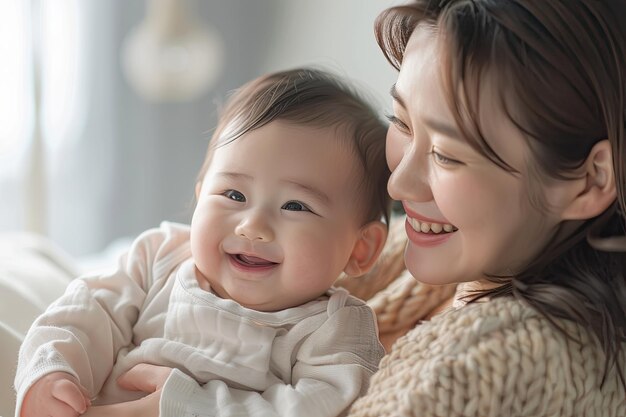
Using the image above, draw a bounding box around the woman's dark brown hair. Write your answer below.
[375,0,625,386]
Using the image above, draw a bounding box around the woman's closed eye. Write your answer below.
[223,189,246,202]
[386,114,411,134]
[429,148,461,166]
[282,200,313,213]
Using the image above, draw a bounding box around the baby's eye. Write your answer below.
[223,190,246,202]
[281,201,311,212]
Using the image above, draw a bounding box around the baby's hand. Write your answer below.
[21,372,91,417]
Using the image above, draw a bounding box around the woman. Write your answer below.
[349,1,626,415]
[84,1,626,415]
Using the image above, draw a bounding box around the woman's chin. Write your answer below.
[404,251,458,286]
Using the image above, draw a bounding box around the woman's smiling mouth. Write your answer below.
[404,216,458,248]
[408,217,458,234]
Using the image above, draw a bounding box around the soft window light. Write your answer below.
[0,1,32,157]
[41,0,86,148]
[0,0,85,234]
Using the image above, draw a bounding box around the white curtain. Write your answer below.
[0,0,396,258]
[0,0,119,256]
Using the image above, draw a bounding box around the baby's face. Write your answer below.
[190,120,365,311]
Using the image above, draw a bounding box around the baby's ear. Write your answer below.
[195,182,202,199]
[343,221,388,277]
[561,140,617,220]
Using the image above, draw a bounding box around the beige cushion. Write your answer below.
[0,232,76,416]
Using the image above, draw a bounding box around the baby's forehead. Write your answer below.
[216,121,364,175]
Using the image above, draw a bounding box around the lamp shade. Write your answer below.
[121,0,223,102]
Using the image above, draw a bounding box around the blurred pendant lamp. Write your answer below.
[121,0,223,102]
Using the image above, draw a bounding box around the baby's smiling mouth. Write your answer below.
[231,254,279,268]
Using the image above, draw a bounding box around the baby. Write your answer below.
[15,67,391,417]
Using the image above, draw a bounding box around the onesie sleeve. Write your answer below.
[159,302,385,417]
[14,222,190,413]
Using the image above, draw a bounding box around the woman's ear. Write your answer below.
[343,221,388,277]
[195,182,202,199]
[561,139,617,220]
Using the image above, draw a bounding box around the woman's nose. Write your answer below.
[387,147,433,203]
[234,211,275,242]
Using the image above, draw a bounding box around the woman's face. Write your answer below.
[387,25,563,285]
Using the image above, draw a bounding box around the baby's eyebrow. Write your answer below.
[282,179,330,205]
[217,172,253,182]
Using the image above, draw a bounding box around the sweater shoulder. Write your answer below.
[394,297,578,369]
[349,298,623,417]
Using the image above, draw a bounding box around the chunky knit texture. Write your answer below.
[347,297,625,417]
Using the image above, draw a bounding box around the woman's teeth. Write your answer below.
[409,217,457,234]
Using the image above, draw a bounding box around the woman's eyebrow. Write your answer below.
[391,84,461,141]
[423,117,463,141]
[390,84,407,108]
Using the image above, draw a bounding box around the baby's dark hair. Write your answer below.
[198,67,391,226]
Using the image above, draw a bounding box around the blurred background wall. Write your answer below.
[0,0,398,258]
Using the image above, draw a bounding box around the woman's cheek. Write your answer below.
[385,129,405,172]
[433,176,484,226]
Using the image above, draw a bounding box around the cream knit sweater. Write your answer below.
[347,296,626,417]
